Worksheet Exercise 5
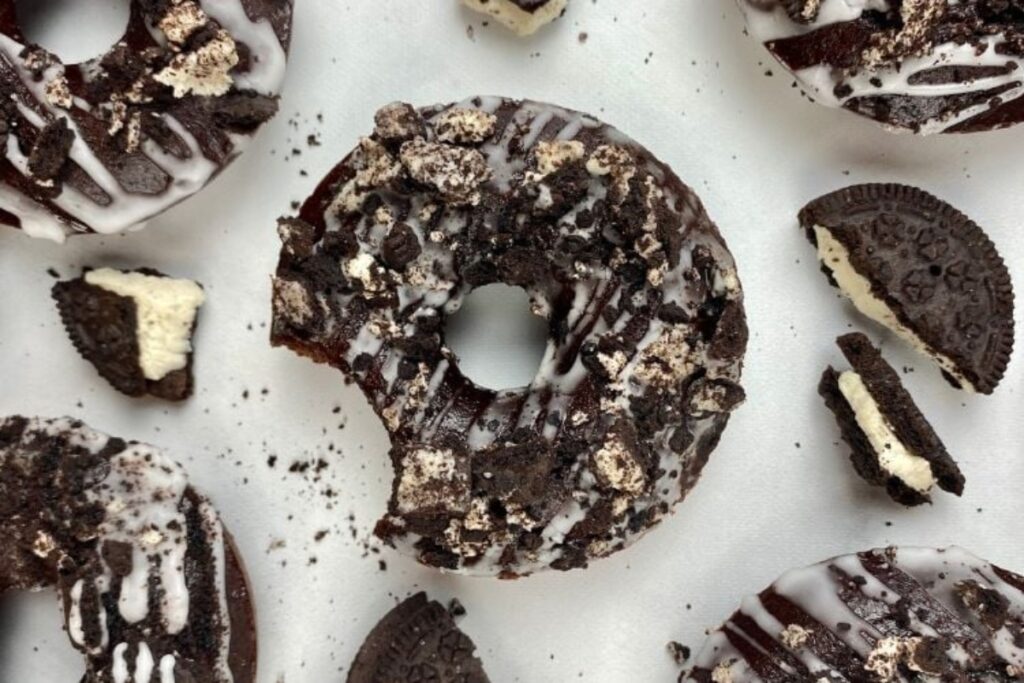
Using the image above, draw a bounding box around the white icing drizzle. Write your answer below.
[739,0,1024,133]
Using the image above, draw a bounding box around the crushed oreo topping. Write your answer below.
[272,97,747,577]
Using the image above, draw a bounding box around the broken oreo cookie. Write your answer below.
[462,0,568,35]
[687,546,1024,682]
[801,183,1014,395]
[820,333,964,507]
[53,268,205,401]
[348,593,490,683]
[738,0,1024,133]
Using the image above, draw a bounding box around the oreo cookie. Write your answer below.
[800,183,1014,395]
[348,593,490,683]
[52,268,205,401]
[462,0,568,35]
[686,546,1024,681]
[819,333,964,507]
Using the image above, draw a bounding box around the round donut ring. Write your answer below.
[271,97,749,577]
[0,416,257,682]
[0,0,292,242]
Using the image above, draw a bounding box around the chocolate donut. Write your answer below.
[271,97,748,577]
[737,1,1024,134]
[0,416,257,683]
[0,0,292,241]
[686,546,1024,681]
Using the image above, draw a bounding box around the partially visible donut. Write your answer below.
[0,416,257,683]
[737,0,1024,134]
[271,97,748,577]
[0,0,292,241]
[686,546,1024,681]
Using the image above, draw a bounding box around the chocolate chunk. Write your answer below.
[210,91,280,132]
[819,333,965,507]
[381,223,422,270]
[801,183,1014,394]
[347,593,490,683]
[28,118,75,181]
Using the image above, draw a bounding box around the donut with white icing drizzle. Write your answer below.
[0,416,257,683]
[687,546,1024,681]
[271,97,748,577]
[737,0,1024,134]
[0,0,292,242]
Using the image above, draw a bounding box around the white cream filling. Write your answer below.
[838,371,937,494]
[462,0,568,36]
[813,225,975,392]
[84,269,205,381]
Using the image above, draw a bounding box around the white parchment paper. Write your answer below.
[1,1,1022,680]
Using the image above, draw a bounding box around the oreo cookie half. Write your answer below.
[686,547,1024,681]
[800,184,1014,395]
[52,268,205,401]
[819,333,964,507]
[348,593,490,683]
[462,0,568,35]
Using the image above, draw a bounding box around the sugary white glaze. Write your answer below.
[689,546,1024,681]
[84,268,205,382]
[837,370,937,493]
[462,0,569,35]
[0,416,238,683]
[738,0,1024,134]
[0,0,290,241]
[814,224,975,392]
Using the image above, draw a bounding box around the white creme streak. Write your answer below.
[462,0,568,36]
[84,269,205,381]
[813,225,975,392]
[837,371,937,494]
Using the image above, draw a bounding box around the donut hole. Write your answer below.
[0,590,84,679]
[15,0,131,64]
[446,284,549,391]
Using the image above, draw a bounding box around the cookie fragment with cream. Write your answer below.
[819,333,964,507]
[462,0,568,36]
[53,268,205,401]
[801,183,1014,395]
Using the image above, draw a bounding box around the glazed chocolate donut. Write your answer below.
[737,0,1024,134]
[686,547,1024,681]
[0,0,292,241]
[271,97,748,577]
[0,416,257,683]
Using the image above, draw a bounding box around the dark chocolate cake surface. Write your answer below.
[271,96,748,577]
[687,546,1024,682]
[0,0,293,241]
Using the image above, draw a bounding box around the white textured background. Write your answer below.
[2,1,1023,681]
